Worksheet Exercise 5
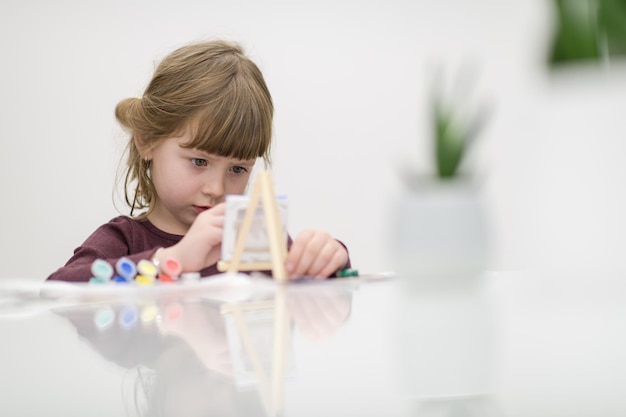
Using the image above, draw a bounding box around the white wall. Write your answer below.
[1,0,625,280]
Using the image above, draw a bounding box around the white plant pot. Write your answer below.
[389,178,488,288]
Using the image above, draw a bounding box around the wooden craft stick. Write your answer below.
[218,260,274,272]
[259,173,287,282]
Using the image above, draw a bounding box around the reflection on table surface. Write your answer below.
[0,272,625,417]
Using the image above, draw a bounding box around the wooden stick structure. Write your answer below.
[217,171,288,282]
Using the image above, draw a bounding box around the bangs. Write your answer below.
[182,78,272,162]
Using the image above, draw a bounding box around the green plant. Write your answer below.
[549,0,626,66]
[430,68,490,179]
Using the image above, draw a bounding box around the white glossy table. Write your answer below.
[0,271,624,417]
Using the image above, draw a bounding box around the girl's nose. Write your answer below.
[202,171,225,199]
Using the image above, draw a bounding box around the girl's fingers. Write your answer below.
[287,230,348,278]
[290,243,316,278]
[306,240,339,277]
[317,248,349,278]
[211,202,226,214]
[308,243,348,278]
[285,229,315,276]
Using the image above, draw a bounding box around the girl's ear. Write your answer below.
[134,134,153,161]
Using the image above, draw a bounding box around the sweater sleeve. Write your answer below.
[46,218,158,282]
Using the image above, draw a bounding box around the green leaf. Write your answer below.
[598,0,626,56]
[435,108,465,178]
[549,0,601,65]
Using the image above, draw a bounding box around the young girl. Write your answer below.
[47,40,349,282]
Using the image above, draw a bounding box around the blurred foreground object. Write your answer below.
[549,0,626,66]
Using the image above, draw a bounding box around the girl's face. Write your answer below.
[144,133,256,235]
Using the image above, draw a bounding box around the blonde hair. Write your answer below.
[115,40,274,216]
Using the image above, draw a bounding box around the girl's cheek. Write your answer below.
[227,177,249,194]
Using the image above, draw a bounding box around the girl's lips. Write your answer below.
[193,205,211,214]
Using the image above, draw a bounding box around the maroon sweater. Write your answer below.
[47,216,349,282]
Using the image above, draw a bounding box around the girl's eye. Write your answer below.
[232,166,248,174]
[191,158,207,167]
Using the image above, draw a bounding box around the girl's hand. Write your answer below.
[285,229,349,279]
[160,203,226,272]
